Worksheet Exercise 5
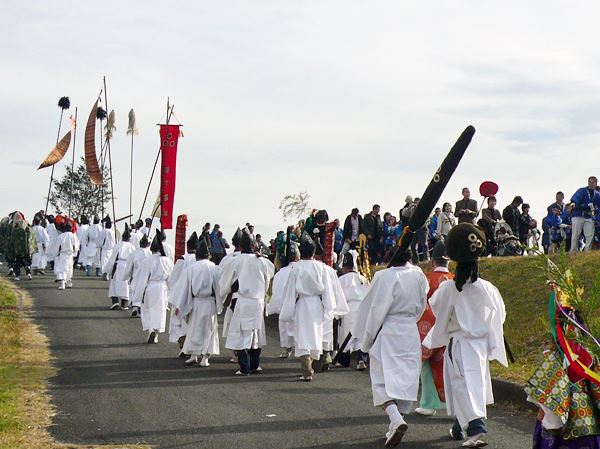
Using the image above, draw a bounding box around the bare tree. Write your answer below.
[279,191,311,221]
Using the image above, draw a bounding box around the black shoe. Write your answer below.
[147,331,158,344]
[130,308,139,317]
[120,299,129,310]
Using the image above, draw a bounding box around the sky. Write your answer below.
[2,1,600,242]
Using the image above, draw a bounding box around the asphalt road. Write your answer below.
[15,268,534,449]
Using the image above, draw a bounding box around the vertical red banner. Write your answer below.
[160,124,181,229]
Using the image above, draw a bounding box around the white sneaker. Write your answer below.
[200,355,210,367]
[58,281,65,290]
[13,277,20,281]
[462,433,487,447]
[415,407,436,416]
[66,281,73,288]
[357,361,367,371]
[185,355,198,366]
[385,416,408,448]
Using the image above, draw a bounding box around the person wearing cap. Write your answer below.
[220,228,274,376]
[81,216,101,276]
[279,232,348,381]
[177,238,221,367]
[46,216,80,290]
[105,224,136,310]
[134,230,175,344]
[122,232,152,317]
[351,242,428,447]
[168,232,200,353]
[96,215,116,281]
[415,240,454,417]
[424,223,508,448]
[266,238,300,359]
[335,251,368,370]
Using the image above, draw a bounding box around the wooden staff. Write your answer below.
[103,76,117,226]
[44,97,70,215]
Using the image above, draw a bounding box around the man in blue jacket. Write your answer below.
[568,176,600,252]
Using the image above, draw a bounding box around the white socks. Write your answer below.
[385,403,402,426]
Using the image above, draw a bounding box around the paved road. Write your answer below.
[15,268,534,449]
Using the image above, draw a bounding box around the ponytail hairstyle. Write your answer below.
[454,260,479,292]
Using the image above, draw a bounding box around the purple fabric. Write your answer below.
[533,422,600,449]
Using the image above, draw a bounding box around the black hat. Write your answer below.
[93,215,100,224]
[159,229,167,242]
[103,214,111,224]
[232,228,243,248]
[315,210,329,223]
[151,229,166,256]
[431,240,449,261]
[187,232,199,252]
[240,229,254,253]
[300,231,316,259]
[122,223,131,241]
[195,238,210,259]
[140,233,150,248]
[81,215,89,225]
[445,223,485,262]
[342,252,355,269]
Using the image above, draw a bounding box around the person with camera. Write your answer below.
[568,176,600,252]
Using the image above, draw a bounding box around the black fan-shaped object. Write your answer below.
[58,96,70,110]
[96,107,107,120]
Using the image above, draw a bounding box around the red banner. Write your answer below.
[160,124,181,229]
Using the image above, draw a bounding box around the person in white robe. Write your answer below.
[279,233,349,381]
[82,216,102,276]
[352,248,428,448]
[47,219,80,290]
[45,216,59,268]
[31,217,50,275]
[105,224,136,310]
[96,216,116,280]
[134,230,174,343]
[167,232,199,352]
[265,240,299,359]
[220,229,274,376]
[122,233,151,317]
[75,216,90,269]
[177,239,221,366]
[423,223,507,448]
[336,251,368,370]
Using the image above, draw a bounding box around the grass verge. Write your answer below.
[0,278,150,449]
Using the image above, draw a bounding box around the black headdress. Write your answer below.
[342,252,355,270]
[80,215,89,225]
[122,223,131,241]
[445,223,485,292]
[139,233,150,248]
[187,232,199,252]
[232,228,243,249]
[58,96,70,110]
[151,229,166,256]
[195,238,210,260]
[93,215,100,224]
[240,228,254,254]
[300,231,316,259]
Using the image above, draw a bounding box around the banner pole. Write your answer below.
[44,107,65,215]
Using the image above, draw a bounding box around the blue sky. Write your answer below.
[2,1,599,241]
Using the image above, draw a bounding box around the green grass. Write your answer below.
[478,252,600,385]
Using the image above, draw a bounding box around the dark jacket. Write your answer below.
[343,214,363,241]
[502,205,521,235]
[455,198,478,224]
[362,213,383,239]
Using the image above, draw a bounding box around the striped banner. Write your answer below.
[37,131,71,169]
[84,99,103,185]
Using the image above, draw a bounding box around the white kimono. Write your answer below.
[97,228,115,272]
[122,247,151,307]
[353,264,428,409]
[135,254,174,333]
[220,254,274,351]
[424,278,507,428]
[76,223,89,265]
[179,259,221,356]
[266,263,295,348]
[337,271,368,353]
[46,223,59,262]
[31,224,50,269]
[218,251,240,338]
[280,259,348,359]
[105,240,135,299]
[167,253,196,343]
[82,223,101,267]
[129,230,141,249]
[163,242,175,262]
[47,231,80,282]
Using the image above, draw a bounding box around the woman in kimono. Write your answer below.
[352,245,428,448]
[134,230,174,344]
[424,223,508,448]
[105,224,135,310]
[122,233,151,317]
[178,239,221,367]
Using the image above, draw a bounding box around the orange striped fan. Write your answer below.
[84,99,103,185]
[37,131,71,169]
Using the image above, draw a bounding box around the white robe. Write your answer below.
[266,263,295,348]
[423,278,507,428]
[135,254,174,333]
[280,259,348,359]
[167,253,196,343]
[106,241,135,299]
[46,223,59,262]
[97,228,116,272]
[220,254,274,351]
[122,247,151,307]
[179,259,221,356]
[337,271,368,353]
[129,230,141,249]
[82,223,101,266]
[163,242,175,262]
[217,251,240,338]
[32,225,50,269]
[352,264,428,407]
[47,232,80,282]
[76,224,89,264]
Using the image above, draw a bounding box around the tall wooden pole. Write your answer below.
[68,107,78,217]
[44,108,65,215]
[103,76,117,227]
[129,131,134,221]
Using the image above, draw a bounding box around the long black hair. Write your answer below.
[454,261,479,292]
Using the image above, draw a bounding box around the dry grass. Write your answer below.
[0,278,150,449]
